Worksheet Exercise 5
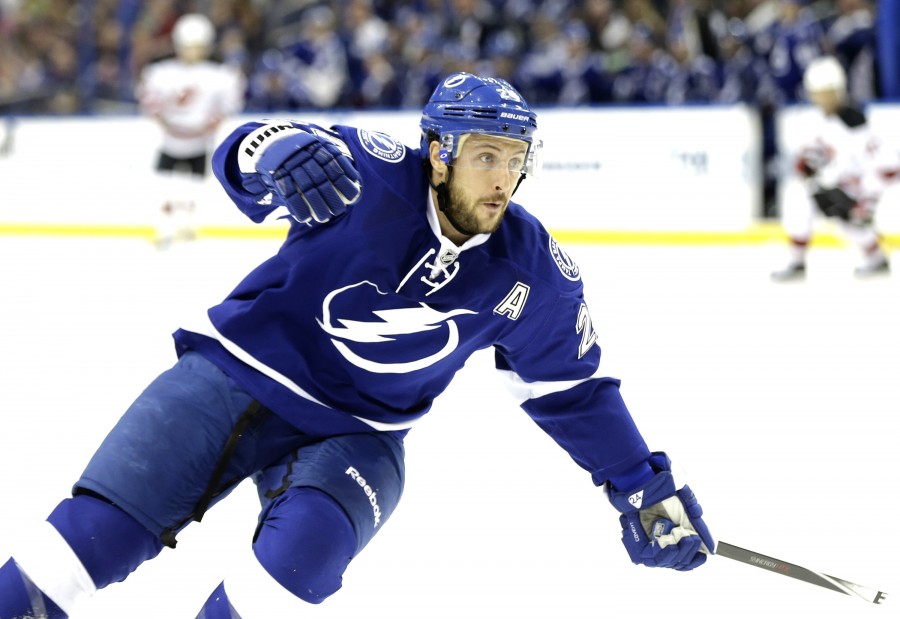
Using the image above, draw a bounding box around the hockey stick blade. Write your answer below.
[716,541,888,605]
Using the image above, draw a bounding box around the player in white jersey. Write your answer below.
[137,13,245,248]
[772,55,900,280]
[0,74,714,618]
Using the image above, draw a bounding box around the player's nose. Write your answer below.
[488,167,515,192]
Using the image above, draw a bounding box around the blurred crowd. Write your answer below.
[0,0,880,115]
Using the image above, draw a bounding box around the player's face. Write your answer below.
[177,43,211,63]
[443,135,528,237]
[809,89,843,115]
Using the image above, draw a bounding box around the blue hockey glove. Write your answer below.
[606,452,714,571]
[238,124,361,225]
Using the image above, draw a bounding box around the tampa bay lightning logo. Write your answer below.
[549,237,580,281]
[443,74,468,89]
[357,129,405,163]
[317,281,476,373]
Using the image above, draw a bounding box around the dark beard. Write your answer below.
[441,179,506,237]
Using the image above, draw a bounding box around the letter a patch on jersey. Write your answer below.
[494,282,530,320]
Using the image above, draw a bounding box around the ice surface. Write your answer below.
[0,235,896,618]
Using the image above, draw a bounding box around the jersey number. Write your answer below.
[576,303,598,359]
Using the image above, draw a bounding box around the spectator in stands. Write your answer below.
[393,7,446,108]
[612,25,675,103]
[217,0,266,86]
[280,5,349,109]
[131,0,182,79]
[557,19,614,104]
[442,0,500,53]
[477,28,525,86]
[342,0,395,107]
[756,0,827,104]
[578,0,634,76]
[823,0,876,101]
[622,0,669,43]
[666,0,728,62]
[516,10,569,104]
[246,49,294,111]
[717,17,779,105]
[1,0,879,117]
[43,38,80,113]
[665,38,721,103]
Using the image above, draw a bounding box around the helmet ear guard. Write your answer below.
[438,133,456,165]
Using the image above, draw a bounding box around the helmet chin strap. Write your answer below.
[512,174,526,197]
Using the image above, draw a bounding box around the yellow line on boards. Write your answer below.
[0,221,897,248]
[551,224,855,248]
[0,223,158,239]
[0,222,288,241]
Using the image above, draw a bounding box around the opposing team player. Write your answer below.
[772,55,900,280]
[137,13,245,248]
[0,74,714,618]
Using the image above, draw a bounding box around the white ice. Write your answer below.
[0,232,897,618]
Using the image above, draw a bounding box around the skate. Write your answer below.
[770,262,806,282]
[853,258,890,278]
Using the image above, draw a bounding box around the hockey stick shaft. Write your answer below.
[715,541,888,604]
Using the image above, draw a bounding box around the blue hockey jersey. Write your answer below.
[173,121,650,485]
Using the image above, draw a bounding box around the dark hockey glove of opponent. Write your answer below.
[607,452,714,571]
[238,125,361,225]
[811,186,856,221]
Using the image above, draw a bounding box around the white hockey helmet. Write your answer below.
[172,13,215,50]
[803,56,847,94]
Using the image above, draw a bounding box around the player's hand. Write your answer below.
[239,126,362,225]
[795,145,828,178]
[795,156,817,178]
[606,452,714,571]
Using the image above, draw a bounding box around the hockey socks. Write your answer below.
[0,494,162,618]
[0,557,67,619]
[46,494,163,590]
[196,582,241,619]
[0,520,92,619]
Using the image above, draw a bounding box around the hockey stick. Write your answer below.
[716,541,888,605]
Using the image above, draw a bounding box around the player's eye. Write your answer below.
[478,153,496,165]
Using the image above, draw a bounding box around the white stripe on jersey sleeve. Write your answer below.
[497,362,619,405]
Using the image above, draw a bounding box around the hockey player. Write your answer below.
[0,73,714,618]
[772,55,899,280]
[137,13,245,248]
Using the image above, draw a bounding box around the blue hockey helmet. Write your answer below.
[420,73,542,176]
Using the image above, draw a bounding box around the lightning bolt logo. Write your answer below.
[317,281,476,373]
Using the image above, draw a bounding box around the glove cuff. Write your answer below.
[606,460,655,494]
[607,452,677,514]
[237,123,306,173]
